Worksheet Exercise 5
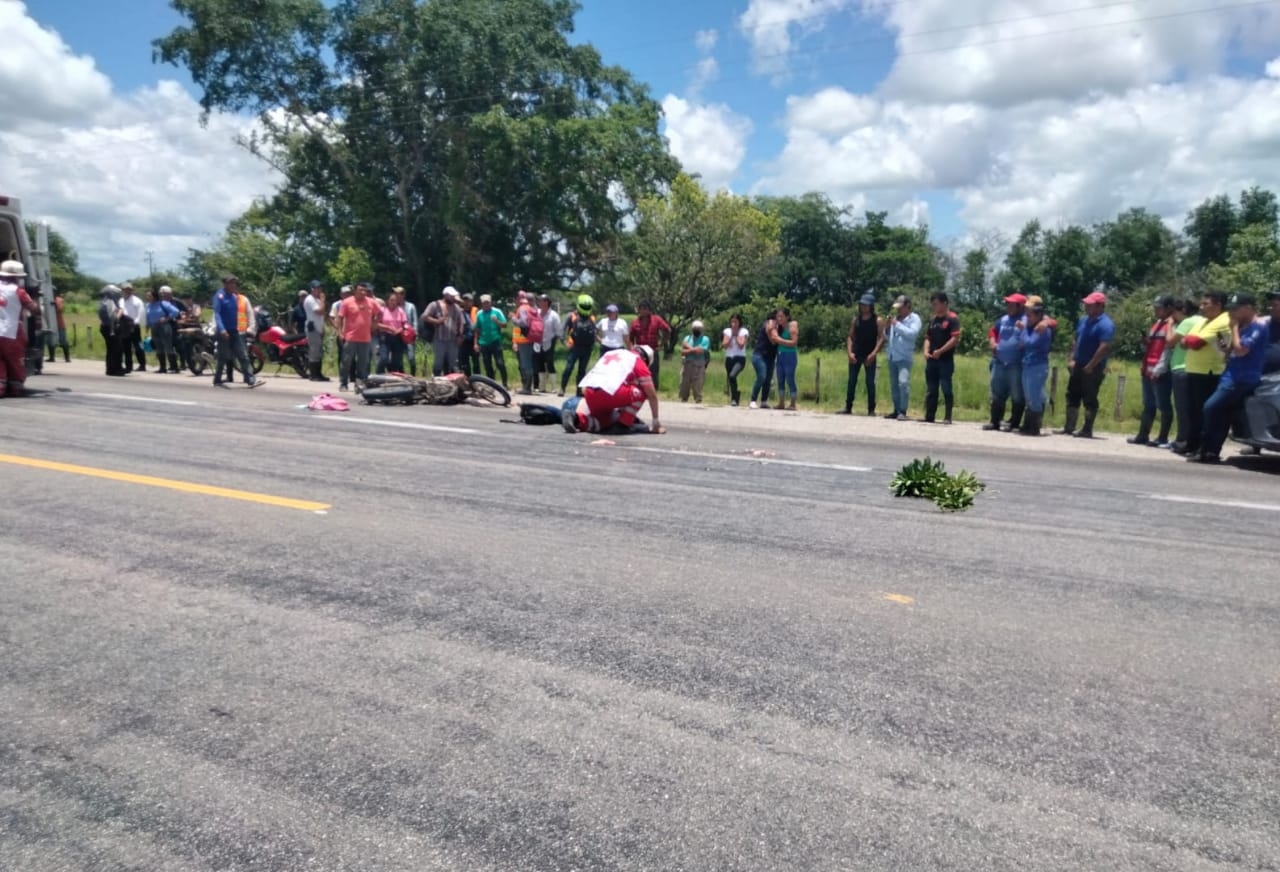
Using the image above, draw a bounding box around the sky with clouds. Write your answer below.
[5,0,1280,280]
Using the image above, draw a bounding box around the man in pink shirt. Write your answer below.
[377,289,411,374]
[335,281,381,391]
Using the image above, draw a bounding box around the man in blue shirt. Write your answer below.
[1191,293,1269,463]
[984,293,1026,431]
[211,274,259,388]
[1060,286,1115,439]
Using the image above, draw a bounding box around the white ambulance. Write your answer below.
[0,194,57,376]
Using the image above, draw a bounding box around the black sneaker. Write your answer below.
[836,409,852,415]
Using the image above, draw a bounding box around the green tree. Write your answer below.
[610,174,781,346]
[155,0,677,307]
[1043,225,1097,315]
[1093,208,1177,292]
[751,194,856,304]
[327,246,375,290]
[1184,194,1238,269]
[1238,186,1278,233]
[849,212,944,295]
[1206,223,1280,294]
[994,220,1047,301]
[186,213,297,310]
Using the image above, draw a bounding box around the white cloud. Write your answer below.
[739,0,852,76]
[662,96,753,191]
[0,2,278,280]
[689,56,720,98]
[1267,57,1280,78]
[695,29,719,53]
[758,71,1280,237]
[0,1,111,129]
[861,0,1280,106]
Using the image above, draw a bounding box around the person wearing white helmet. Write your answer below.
[0,260,39,397]
[565,344,665,434]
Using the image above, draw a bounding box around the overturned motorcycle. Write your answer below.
[358,372,511,407]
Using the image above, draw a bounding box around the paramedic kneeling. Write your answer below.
[572,345,666,434]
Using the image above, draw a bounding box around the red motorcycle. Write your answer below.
[249,307,309,378]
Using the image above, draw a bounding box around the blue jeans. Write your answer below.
[1021,362,1049,412]
[990,359,1023,407]
[1200,379,1256,457]
[845,358,877,413]
[560,345,594,393]
[1141,372,1173,418]
[775,352,798,399]
[216,329,255,385]
[889,358,912,414]
[750,353,775,404]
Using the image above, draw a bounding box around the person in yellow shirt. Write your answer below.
[1177,291,1230,456]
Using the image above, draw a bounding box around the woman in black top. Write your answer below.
[841,293,883,415]
[749,310,781,409]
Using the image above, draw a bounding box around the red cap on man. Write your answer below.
[1003,293,1027,304]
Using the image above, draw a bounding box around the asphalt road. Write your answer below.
[1,369,1278,871]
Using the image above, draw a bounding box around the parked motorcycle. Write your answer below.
[249,307,308,378]
[181,321,218,375]
[359,372,511,407]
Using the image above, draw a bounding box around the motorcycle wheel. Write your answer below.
[189,349,209,376]
[468,375,511,407]
[289,351,308,379]
[250,345,266,375]
[361,384,417,405]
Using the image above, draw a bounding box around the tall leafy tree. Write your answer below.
[994,220,1047,301]
[848,211,944,296]
[1238,186,1278,233]
[1092,208,1177,292]
[155,0,678,307]
[1042,225,1097,314]
[609,173,780,345]
[1207,223,1280,294]
[751,194,856,304]
[1184,194,1238,270]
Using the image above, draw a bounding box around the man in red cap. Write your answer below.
[984,292,1027,431]
[1060,286,1115,438]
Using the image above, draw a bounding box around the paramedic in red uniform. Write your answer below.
[0,260,38,397]
[574,345,666,434]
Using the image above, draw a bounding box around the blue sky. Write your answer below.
[9,1,1280,279]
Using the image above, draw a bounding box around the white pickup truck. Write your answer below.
[0,194,57,377]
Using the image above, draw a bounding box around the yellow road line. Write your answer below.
[882,593,915,605]
[0,453,330,513]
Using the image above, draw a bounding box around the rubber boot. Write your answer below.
[983,400,1005,431]
[169,353,180,373]
[924,393,938,423]
[1058,405,1079,435]
[1128,410,1154,445]
[1075,410,1097,439]
[1019,410,1042,436]
[943,397,954,424]
[1005,402,1025,432]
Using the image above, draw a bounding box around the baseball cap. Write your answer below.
[1228,292,1257,309]
[691,320,704,330]
[892,295,910,308]
[1025,295,1045,308]
[479,293,493,303]
[1082,291,1107,305]
[442,286,460,298]
[340,285,352,295]
[220,274,238,284]
[309,280,323,289]
[1154,294,1176,308]
[605,303,619,313]
[1003,293,1028,304]
[159,285,173,295]
[537,293,550,302]
[859,293,876,306]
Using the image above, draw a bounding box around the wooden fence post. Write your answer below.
[1048,366,1059,419]
[814,356,821,405]
[1113,374,1126,420]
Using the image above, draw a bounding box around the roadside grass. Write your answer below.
[57,313,1149,433]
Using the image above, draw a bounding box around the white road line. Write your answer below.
[81,393,200,407]
[318,416,481,436]
[623,445,872,473]
[1148,494,1280,513]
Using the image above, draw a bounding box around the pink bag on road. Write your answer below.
[307,393,350,412]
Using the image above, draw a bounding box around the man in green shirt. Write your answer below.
[473,294,509,387]
[1167,298,1203,452]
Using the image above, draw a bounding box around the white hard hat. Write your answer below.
[636,345,654,365]
[0,259,26,277]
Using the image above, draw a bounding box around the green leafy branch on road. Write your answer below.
[890,457,986,512]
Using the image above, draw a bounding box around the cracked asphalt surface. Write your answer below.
[1,367,1277,871]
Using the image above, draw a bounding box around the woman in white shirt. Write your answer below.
[722,313,750,406]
